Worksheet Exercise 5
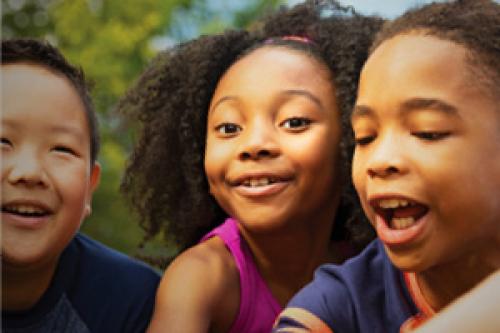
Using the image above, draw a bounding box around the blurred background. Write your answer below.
[2,0,444,264]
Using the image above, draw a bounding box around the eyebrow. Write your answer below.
[209,96,237,114]
[352,97,460,121]
[209,89,325,115]
[49,125,86,141]
[351,104,372,121]
[283,89,324,111]
[401,98,459,116]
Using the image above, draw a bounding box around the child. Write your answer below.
[273,0,500,332]
[118,1,382,332]
[1,38,160,332]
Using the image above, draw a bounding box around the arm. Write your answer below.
[414,270,500,333]
[146,240,239,333]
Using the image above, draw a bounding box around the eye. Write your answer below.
[281,117,312,131]
[52,145,77,155]
[215,123,242,136]
[413,131,450,141]
[1,137,13,146]
[354,136,375,146]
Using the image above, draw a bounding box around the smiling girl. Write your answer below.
[118,1,382,332]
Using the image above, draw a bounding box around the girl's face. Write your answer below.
[205,46,342,233]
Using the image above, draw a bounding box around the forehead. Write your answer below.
[361,34,470,96]
[213,46,335,98]
[2,63,89,137]
[360,34,487,104]
[355,34,500,126]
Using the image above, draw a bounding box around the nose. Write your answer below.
[238,121,280,161]
[365,132,408,179]
[6,149,48,188]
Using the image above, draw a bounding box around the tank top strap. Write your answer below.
[200,218,281,332]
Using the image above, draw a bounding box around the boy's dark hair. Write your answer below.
[2,38,100,164]
[119,0,383,255]
[371,0,500,98]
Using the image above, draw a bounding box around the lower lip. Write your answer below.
[233,181,290,198]
[2,211,51,229]
[375,213,428,247]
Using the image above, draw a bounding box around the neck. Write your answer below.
[416,243,500,311]
[240,202,340,306]
[2,258,58,311]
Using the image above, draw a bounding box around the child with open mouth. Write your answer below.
[274,0,500,332]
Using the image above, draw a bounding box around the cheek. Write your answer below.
[51,162,90,206]
[288,128,340,171]
[351,151,365,192]
[204,144,222,183]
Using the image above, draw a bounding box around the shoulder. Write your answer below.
[148,236,240,333]
[73,233,160,287]
[67,234,161,333]
[162,236,239,299]
[276,240,403,332]
[296,239,389,301]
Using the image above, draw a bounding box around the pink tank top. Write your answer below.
[201,218,282,333]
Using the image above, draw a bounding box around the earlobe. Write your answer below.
[84,204,92,217]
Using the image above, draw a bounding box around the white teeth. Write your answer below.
[379,199,410,209]
[244,177,273,187]
[4,204,47,214]
[391,217,415,230]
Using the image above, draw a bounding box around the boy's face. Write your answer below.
[352,35,500,272]
[1,63,100,268]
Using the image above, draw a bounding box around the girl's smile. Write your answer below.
[228,171,294,198]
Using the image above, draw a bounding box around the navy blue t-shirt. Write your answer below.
[274,240,422,333]
[3,233,161,333]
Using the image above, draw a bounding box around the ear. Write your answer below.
[84,162,101,218]
[89,161,101,192]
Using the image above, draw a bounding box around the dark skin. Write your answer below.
[121,2,382,332]
[119,0,382,260]
[148,44,346,333]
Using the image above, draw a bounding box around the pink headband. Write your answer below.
[265,35,315,45]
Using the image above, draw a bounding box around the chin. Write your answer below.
[385,247,435,273]
[238,214,290,234]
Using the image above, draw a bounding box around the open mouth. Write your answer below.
[2,204,52,218]
[371,198,429,230]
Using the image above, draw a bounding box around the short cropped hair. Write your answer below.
[371,0,500,99]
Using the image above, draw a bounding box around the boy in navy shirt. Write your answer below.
[274,1,500,332]
[2,38,160,332]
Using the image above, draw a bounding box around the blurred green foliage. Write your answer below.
[2,0,283,263]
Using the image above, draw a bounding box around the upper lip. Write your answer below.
[228,171,294,186]
[2,199,54,214]
[368,193,426,209]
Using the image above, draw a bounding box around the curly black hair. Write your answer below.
[371,0,500,98]
[2,38,100,164]
[119,0,383,255]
